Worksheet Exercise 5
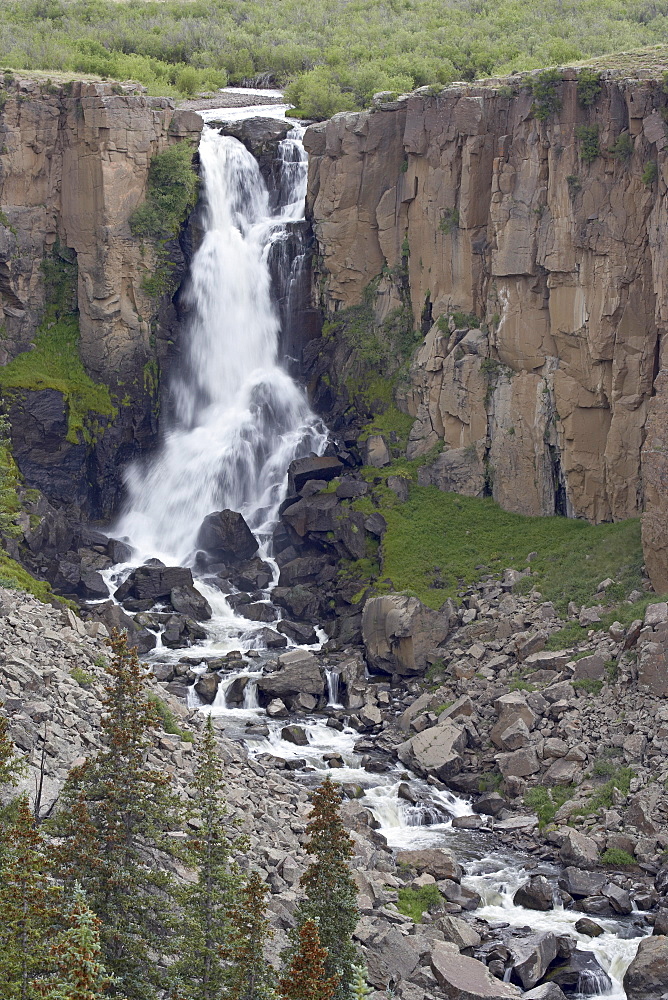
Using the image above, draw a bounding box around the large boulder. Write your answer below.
[287,455,343,494]
[196,510,258,562]
[558,868,605,898]
[115,565,194,603]
[256,649,324,700]
[559,829,599,869]
[624,935,668,999]
[523,987,568,999]
[544,950,611,994]
[513,875,554,911]
[169,584,212,621]
[397,720,467,780]
[395,848,462,881]
[509,931,558,989]
[430,941,522,998]
[362,593,451,676]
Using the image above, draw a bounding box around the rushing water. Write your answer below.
[102,103,647,998]
[113,122,327,568]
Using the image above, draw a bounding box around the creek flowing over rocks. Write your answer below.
[33,100,656,999]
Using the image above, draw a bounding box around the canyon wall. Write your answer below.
[0,78,202,517]
[303,72,668,591]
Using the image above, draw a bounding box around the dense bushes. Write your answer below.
[0,0,667,111]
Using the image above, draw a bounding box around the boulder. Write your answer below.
[107,537,133,563]
[281,725,309,746]
[236,601,276,623]
[116,565,194,603]
[436,914,482,950]
[196,510,258,562]
[523,987,568,1000]
[397,720,466,780]
[362,593,450,676]
[559,829,599,869]
[257,649,324,699]
[572,654,606,682]
[497,747,540,778]
[513,875,554,911]
[624,936,668,999]
[510,931,558,989]
[254,627,288,649]
[366,925,421,990]
[287,455,343,494]
[276,620,318,644]
[430,941,522,998]
[544,950,611,994]
[558,868,605,898]
[574,917,604,937]
[396,848,462,881]
[473,792,507,817]
[169,584,212,621]
[194,673,219,704]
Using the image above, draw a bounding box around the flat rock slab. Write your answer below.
[430,941,522,998]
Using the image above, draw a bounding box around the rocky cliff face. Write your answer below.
[0,77,202,519]
[303,73,668,590]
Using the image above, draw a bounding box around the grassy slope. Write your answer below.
[347,464,655,631]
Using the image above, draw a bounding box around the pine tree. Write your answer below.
[0,707,24,834]
[33,884,120,1000]
[292,777,359,1000]
[222,870,276,1000]
[52,631,183,1000]
[0,796,62,999]
[278,920,337,1000]
[350,965,372,999]
[170,716,243,1000]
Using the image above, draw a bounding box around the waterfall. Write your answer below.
[113,124,327,567]
[325,668,343,708]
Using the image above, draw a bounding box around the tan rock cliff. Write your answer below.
[304,74,668,589]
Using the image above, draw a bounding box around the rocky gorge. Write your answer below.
[0,69,668,1000]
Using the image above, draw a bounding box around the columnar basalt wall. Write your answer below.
[0,79,202,517]
[303,73,668,591]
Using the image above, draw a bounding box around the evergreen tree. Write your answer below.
[170,716,242,1000]
[52,631,183,1000]
[0,796,62,999]
[292,777,359,1000]
[278,920,336,1000]
[0,707,24,834]
[33,884,120,1000]
[222,870,276,1000]
[350,965,372,1000]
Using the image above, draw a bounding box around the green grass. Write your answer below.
[0,312,117,444]
[352,475,645,611]
[0,550,72,606]
[545,592,665,649]
[574,766,634,816]
[573,678,603,695]
[524,784,575,829]
[396,885,443,923]
[358,405,415,451]
[147,693,194,742]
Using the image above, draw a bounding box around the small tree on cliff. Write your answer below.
[222,870,276,1000]
[291,777,359,1000]
[170,715,243,1000]
[52,630,182,999]
[0,796,62,999]
[33,883,120,1000]
[279,919,337,1000]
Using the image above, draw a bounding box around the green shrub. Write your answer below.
[71,666,95,686]
[147,693,194,742]
[576,69,602,107]
[575,124,600,164]
[531,69,562,121]
[610,132,634,160]
[396,885,443,923]
[642,160,658,186]
[524,784,575,829]
[130,140,198,241]
[601,847,635,866]
[573,678,603,695]
[439,207,459,234]
[567,174,582,194]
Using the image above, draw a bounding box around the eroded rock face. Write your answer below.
[0,79,202,519]
[304,75,668,588]
[362,592,451,676]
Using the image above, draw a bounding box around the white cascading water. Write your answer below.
[114,124,327,567]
